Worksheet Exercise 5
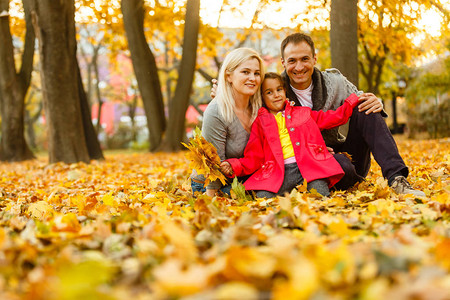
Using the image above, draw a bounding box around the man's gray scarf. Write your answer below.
[281,67,327,111]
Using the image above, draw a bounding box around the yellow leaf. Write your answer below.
[27,201,54,220]
[214,282,259,300]
[55,259,115,300]
[0,228,5,247]
[102,192,117,207]
[273,256,318,300]
[297,180,308,193]
[328,217,351,237]
[153,259,209,297]
[59,213,81,232]
[224,246,277,280]
[434,238,450,270]
[162,220,197,263]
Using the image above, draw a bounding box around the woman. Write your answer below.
[190,48,265,197]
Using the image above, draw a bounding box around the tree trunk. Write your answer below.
[163,41,173,106]
[330,0,359,87]
[128,92,138,142]
[25,94,42,150]
[391,91,398,134]
[159,0,200,151]
[76,61,104,160]
[78,41,104,159]
[31,0,90,164]
[0,0,35,161]
[92,46,103,135]
[121,0,166,151]
[79,46,93,108]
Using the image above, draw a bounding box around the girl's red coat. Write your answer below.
[226,93,360,193]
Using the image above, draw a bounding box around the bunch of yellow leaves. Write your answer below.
[182,127,227,186]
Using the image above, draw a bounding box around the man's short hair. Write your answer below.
[281,33,315,59]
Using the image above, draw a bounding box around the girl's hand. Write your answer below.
[286,98,296,106]
[358,93,383,114]
[220,161,233,176]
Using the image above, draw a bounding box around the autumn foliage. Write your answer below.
[182,127,227,186]
[0,137,449,299]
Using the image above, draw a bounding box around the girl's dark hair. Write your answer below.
[264,72,284,83]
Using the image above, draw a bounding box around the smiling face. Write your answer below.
[262,78,287,114]
[281,41,317,90]
[227,58,261,98]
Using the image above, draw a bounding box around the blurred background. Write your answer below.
[1,0,449,163]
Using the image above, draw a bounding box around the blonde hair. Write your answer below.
[216,48,265,124]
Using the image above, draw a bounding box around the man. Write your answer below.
[278,32,424,196]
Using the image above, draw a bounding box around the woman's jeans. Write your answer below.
[190,179,232,196]
[191,175,250,196]
[191,179,206,194]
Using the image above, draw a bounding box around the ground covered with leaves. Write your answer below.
[0,137,449,300]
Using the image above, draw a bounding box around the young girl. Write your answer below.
[220,72,363,198]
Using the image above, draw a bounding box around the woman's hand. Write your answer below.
[220,161,233,176]
[210,79,218,99]
[358,93,383,114]
[205,189,217,197]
